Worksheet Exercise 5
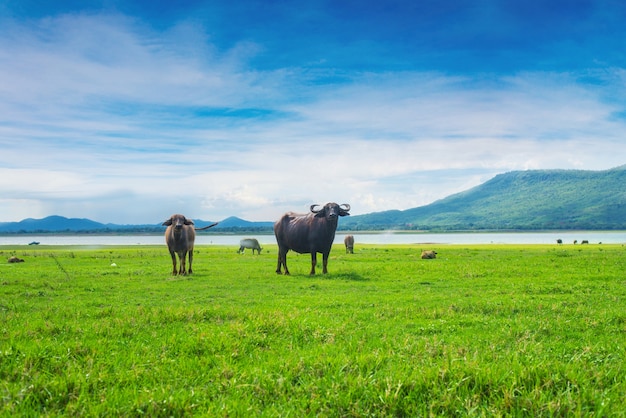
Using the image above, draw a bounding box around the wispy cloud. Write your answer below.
[1,8,625,224]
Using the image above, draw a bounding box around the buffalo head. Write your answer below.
[310,203,350,220]
[162,214,194,231]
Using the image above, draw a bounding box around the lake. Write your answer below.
[1,231,625,246]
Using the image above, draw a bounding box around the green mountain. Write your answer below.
[0,216,269,234]
[343,166,626,231]
[3,167,625,233]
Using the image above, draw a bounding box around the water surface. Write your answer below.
[1,231,624,246]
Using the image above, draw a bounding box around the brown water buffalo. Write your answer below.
[344,235,354,254]
[274,203,350,275]
[421,250,437,259]
[163,214,218,275]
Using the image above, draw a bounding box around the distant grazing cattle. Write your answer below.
[163,214,218,275]
[344,235,355,254]
[8,256,24,263]
[556,239,563,245]
[573,240,578,245]
[274,203,350,275]
[238,238,263,255]
[581,240,589,244]
[421,250,437,259]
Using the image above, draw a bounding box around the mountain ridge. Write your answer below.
[342,166,626,230]
[0,215,273,234]
[2,166,625,233]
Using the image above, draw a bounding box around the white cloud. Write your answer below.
[1,13,625,224]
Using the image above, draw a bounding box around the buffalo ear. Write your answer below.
[162,219,173,226]
[339,210,350,217]
[184,218,195,225]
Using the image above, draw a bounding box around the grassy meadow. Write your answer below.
[0,242,625,416]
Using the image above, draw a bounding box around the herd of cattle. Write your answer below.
[4,203,600,273]
[162,202,441,276]
[557,239,591,245]
[163,202,354,276]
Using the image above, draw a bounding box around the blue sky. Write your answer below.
[1,0,625,224]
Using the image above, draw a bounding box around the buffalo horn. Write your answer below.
[340,204,351,211]
[310,204,322,213]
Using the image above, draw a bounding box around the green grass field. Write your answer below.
[1,243,625,416]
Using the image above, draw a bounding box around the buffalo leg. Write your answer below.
[179,251,187,275]
[310,253,317,275]
[188,249,193,274]
[276,248,290,275]
[322,252,329,274]
[282,251,290,275]
[169,251,178,275]
[276,250,282,274]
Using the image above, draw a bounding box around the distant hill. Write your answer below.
[2,166,626,233]
[0,215,272,234]
[201,217,274,232]
[0,215,111,233]
[343,166,626,231]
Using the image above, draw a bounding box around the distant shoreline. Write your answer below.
[2,228,626,237]
[2,231,625,246]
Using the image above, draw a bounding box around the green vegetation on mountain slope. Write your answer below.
[344,166,626,230]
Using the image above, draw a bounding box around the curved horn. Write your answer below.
[340,204,351,211]
[310,204,322,213]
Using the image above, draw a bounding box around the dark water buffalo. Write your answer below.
[344,235,354,254]
[274,203,350,275]
[238,238,263,255]
[163,214,218,275]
